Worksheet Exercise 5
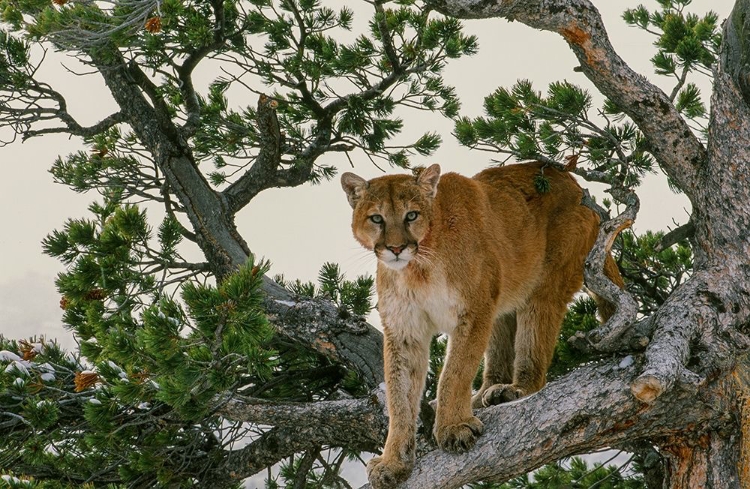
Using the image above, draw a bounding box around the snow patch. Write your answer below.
[41,372,56,382]
[275,299,297,307]
[88,398,102,405]
[0,350,22,362]
[0,474,30,485]
[38,363,55,373]
[618,355,635,369]
[5,360,30,376]
[137,402,152,410]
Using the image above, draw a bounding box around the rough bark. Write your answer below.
[214,391,388,482]
[354,356,750,489]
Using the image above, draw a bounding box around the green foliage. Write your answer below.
[471,455,643,488]
[614,230,692,316]
[623,1,720,72]
[274,262,375,317]
[267,448,362,489]
[6,197,373,485]
[177,0,476,179]
[623,0,719,136]
[547,297,601,380]
[0,255,276,485]
[455,79,654,188]
[2,0,477,188]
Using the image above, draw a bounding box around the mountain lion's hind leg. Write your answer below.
[481,294,568,406]
[472,312,516,408]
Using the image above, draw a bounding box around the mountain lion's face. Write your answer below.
[341,165,440,271]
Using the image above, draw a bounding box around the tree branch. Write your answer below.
[218,393,386,431]
[260,277,385,390]
[655,219,695,252]
[577,188,641,352]
[223,95,284,212]
[360,356,734,489]
[213,391,387,483]
[429,0,706,197]
[177,0,227,136]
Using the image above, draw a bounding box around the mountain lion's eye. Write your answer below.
[370,215,384,224]
[405,211,419,222]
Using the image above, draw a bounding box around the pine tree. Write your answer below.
[2,0,750,487]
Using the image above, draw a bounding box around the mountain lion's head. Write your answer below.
[341,164,441,271]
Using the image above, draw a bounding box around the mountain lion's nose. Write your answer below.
[387,245,405,255]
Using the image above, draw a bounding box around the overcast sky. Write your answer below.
[0,0,730,354]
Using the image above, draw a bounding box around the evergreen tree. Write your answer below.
[2,0,750,487]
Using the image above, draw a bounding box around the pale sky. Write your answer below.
[0,0,729,354]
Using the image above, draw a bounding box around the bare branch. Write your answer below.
[218,394,385,430]
[212,391,386,483]
[577,188,641,352]
[655,220,695,252]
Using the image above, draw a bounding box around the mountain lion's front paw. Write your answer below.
[481,383,525,406]
[434,416,484,453]
[366,455,412,488]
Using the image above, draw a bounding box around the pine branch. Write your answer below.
[429,0,706,197]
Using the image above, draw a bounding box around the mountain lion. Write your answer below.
[340,161,622,488]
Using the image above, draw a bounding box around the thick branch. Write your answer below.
[261,277,385,390]
[363,357,734,489]
[430,0,706,197]
[218,393,386,432]
[722,0,750,107]
[214,391,386,482]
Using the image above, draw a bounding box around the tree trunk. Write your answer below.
[658,359,750,489]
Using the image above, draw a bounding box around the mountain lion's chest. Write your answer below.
[379,270,463,340]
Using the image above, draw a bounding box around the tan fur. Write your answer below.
[341,161,622,488]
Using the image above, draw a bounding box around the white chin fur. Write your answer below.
[381,258,410,270]
[379,249,414,270]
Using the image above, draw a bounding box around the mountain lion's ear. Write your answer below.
[340,172,368,208]
[417,164,441,198]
